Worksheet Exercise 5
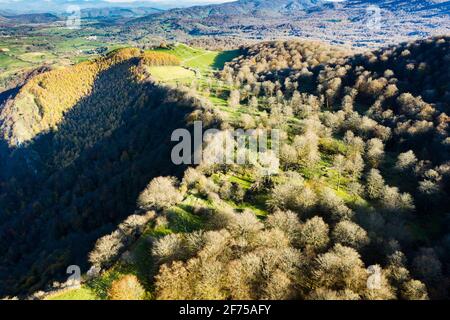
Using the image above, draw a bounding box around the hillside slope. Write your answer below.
[0,47,220,296]
[25,37,450,301]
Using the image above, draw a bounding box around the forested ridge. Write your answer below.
[0,49,215,296]
[1,37,450,300]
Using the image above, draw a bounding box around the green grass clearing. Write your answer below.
[149,43,239,74]
[45,286,99,300]
[148,66,196,83]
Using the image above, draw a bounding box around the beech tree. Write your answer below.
[228,89,241,108]
[109,275,146,300]
[396,150,418,171]
[318,187,354,221]
[380,186,415,213]
[366,168,385,200]
[401,280,429,300]
[266,210,301,242]
[269,179,317,213]
[311,244,367,293]
[298,216,330,252]
[292,131,320,169]
[366,138,385,168]
[138,177,183,210]
[332,221,370,249]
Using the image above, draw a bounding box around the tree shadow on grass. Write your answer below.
[211,49,241,70]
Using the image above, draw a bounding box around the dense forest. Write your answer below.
[142,37,449,300]
[1,37,450,300]
[0,49,216,296]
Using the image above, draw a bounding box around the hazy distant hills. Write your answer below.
[1,0,449,47]
[132,0,327,20]
[126,0,450,47]
[80,7,163,19]
[0,0,173,13]
[354,0,450,15]
[0,15,9,24]
[0,13,60,26]
[131,0,450,21]
[0,4,163,25]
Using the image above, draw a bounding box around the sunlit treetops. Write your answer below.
[140,52,181,67]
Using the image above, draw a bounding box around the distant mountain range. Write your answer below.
[123,0,450,47]
[130,0,450,21]
[0,0,449,47]
[0,13,60,25]
[79,7,163,19]
[0,0,217,14]
[0,4,163,25]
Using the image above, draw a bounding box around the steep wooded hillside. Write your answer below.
[0,48,216,296]
[1,38,450,300]
[38,37,450,301]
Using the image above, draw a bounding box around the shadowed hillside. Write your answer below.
[0,49,213,296]
[1,38,450,300]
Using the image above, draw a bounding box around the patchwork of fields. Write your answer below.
[0,26,124,90]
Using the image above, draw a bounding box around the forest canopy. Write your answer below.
[0,37,449,300]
